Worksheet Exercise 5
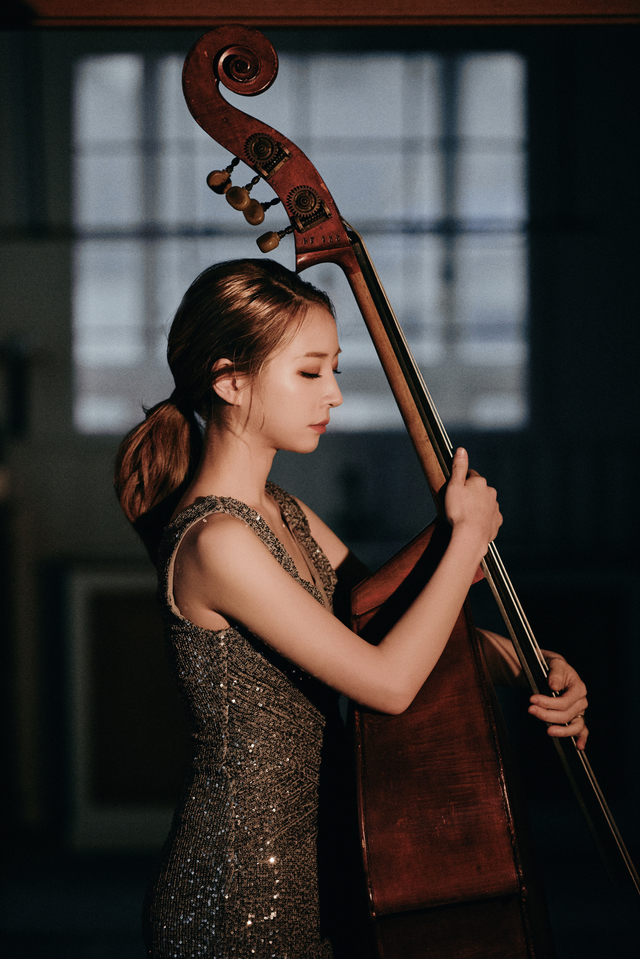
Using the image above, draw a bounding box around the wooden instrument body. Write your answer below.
[352,522,554,957]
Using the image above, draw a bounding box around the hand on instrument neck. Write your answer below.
[445,448,503,558]
[529,653,589,750]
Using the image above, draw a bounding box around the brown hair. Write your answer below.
[114,258,333,563]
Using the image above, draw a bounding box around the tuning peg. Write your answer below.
[226,186,251,210]
[226,175,261,211]
[244,196,281,227]
[243,199,265,225]
[206,157,240,195]
[257,225,294,254]
[207,170,232,194]
[257,231,279,253]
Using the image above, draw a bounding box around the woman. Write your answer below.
[115,259,588,959]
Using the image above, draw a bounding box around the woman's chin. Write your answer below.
[280,435,322,455]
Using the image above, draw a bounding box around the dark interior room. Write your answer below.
[1,3,639,957]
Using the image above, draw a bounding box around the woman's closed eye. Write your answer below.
[299,369,341,379]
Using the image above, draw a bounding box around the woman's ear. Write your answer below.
[211,359,249,405]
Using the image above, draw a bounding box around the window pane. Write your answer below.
[455,54,526,223]
[75,153,143,228]
[73,240,145,369]
[75,55,142,144]
[410,152,445,221]
[309,56,405,139]
[456,149,525,221]
[397,235,447,365]
[405,55,442,139]
[457,54,525,140]
[454,232,527,363]
[74,56,144,230]
[310,147,405,221]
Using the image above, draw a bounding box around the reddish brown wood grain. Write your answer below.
[352,523,554,956]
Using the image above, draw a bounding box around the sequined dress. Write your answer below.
[144,483,368,959]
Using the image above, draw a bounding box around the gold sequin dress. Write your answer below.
[144,483,369,959]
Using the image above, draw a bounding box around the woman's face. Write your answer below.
[245,305,343,453]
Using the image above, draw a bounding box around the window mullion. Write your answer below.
[141,57,161,369]
[439,54,459,354]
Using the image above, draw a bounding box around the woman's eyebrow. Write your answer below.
[298,349,342,358]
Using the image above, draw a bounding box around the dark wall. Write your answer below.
[0,24,638,952]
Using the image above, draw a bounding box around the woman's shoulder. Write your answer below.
[180,508,269,568]
[169,483,297,530]
[168,487,288,537]
[158,493,267,572]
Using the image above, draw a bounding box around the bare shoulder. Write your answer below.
[172,511,289,629]
[292,496,349,570]
[178,510,268,570]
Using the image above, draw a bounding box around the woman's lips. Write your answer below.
[309,420,329,433]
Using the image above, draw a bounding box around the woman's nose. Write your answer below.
[328,374,343,408]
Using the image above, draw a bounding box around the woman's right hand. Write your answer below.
[445,448,503,553]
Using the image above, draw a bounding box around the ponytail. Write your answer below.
[114,396,203,564]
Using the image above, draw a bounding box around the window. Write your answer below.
[73,50,527,434]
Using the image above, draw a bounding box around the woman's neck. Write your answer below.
[179,421,276,514]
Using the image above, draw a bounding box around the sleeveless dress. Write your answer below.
[144,483,370,959]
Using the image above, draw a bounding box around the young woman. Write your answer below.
[115,259,588,959]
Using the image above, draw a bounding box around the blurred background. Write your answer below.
[0,14,639,959]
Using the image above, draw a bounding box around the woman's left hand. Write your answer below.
[528,652,589,750]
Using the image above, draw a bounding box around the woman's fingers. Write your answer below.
[531,656,588,708]
[528,652,589,750]
[574,718,589,751]
[528,700,589,750]
[545,655,587,697]
[445,448,503,546]
[449,446,469,485]
[528,695,589,725]
[539,712,589,751]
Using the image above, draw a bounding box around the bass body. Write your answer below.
[352,521,553,958]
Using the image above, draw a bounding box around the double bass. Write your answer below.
[181,25,639,957]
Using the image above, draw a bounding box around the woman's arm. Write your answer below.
[301,482,591,745]
[174,448,500,715]
[478,628,526,686]
[302,507,590,746]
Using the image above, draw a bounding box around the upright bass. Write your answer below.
[181,25,640,958]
